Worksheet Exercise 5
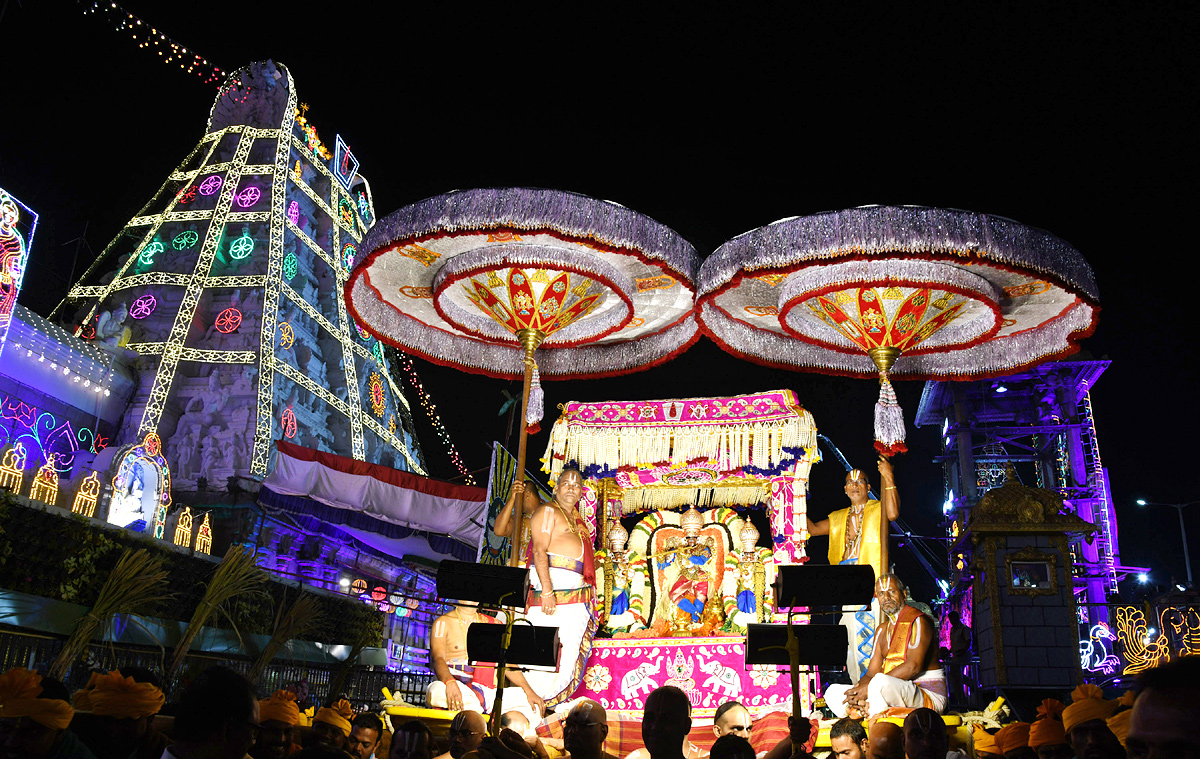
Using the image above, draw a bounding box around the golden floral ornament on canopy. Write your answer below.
[698,206,1099,455]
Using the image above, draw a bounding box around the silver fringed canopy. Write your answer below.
[345,188,700,380]
[697,205,1099,380]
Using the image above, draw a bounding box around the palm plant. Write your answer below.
[168,544,264,680]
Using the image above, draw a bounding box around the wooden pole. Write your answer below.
[880,471,890,577]
[508,329,545,568]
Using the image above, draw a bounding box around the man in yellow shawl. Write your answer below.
[0,667,94,759]
[806,458,901,679]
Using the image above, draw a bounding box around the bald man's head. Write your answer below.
[870,721,905,759]
[448,711,487,758]
[564,699,609,757]
[903,709,946,759]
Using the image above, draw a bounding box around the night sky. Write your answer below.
[3,3,1195,600]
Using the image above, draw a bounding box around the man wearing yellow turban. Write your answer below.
[1027,699,1070,759]
[253,690,302,759]
[70,668,167,759]
[307,697,354,753]
[971,725,1001,759]
[1062,684,1121,759]
[992,722,1032,759]
[0,667,94,758]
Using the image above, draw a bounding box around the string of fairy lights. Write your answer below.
[390,350,475,485]
[79,1,223,84]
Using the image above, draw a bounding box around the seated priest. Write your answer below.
[823,574,947,717]
[426,601,543,723]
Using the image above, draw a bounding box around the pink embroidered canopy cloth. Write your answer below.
[542,388,818,564]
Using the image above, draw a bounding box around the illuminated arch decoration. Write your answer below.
[172,230,199,250]
[229,232,255,260]
[29,454,59,505]
[72,472,100,517]
[281,406,297,438]
[279,322,295,349]
[369,373,385,416]
[235,186,262,208]
[214,307,242,333]
[198,175,224,196]
[174,506,194,547]
[283,252,298,280]
[138,241,164,267]
[0,443,25,492]
[195,512,212,554]
[287,201,300,226]
[129,294,157,320]
[109,432,172,538]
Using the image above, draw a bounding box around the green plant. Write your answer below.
[58,517,121,603]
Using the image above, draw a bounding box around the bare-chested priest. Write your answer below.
[426,602,544,722]
[524,467,598,707]
[823,574,946,717]
[805,457,900,679]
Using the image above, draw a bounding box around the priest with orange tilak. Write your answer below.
[823,574,945,717]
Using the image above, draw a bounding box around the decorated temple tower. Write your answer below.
[54,60,424,485]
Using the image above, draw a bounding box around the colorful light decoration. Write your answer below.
[369,373,386,417]
[333,135,360,191]
[342,243,356,272]
[72,472,100,517]
[283,252,298,281]
[1,188,37,362]
[350,578,367,595]
[214,307,242,334]
[1,395,106,474]
[281,406,297,439]
[79,1,223,84]
[174,506,194,547]
[287,201,300,226]
[138,240,164,267]
[56,62,424,480]
[176,185,198,204]
[172,230,199,249]
[229,233,255,260]
[29,454,59,505]
[129,294,157,320]
[355,323,371,340]
[393,351,474,484]
[338,197,355,227]
[198,175,223,196]
[356,191,372,224]
[195,512,212,554]
[0,443,25,491]
[279,322,295,349]
[235,186,261,209]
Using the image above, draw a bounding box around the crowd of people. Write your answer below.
[0,654,1197,759]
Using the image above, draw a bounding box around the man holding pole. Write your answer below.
[805,457,901,679]
[523,467,598,708]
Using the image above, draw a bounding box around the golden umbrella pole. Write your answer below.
[509,328,547,567]
[868,346,901,576]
